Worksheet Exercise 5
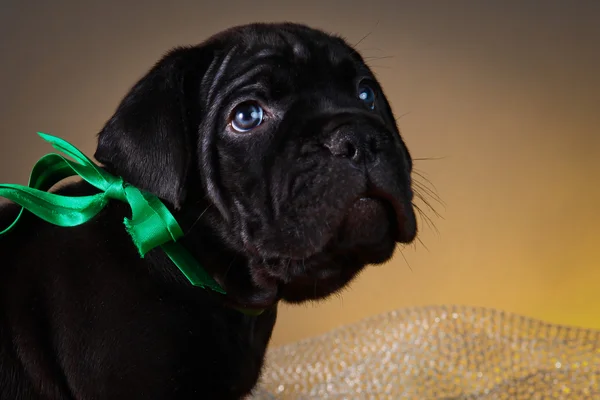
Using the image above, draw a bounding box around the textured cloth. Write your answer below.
[252,305,600,399]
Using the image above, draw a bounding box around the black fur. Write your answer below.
[0,23,417,399]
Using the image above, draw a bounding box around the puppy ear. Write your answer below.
[94,47,208,209]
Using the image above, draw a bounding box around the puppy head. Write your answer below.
[95,23,417,309]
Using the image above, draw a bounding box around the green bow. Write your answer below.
[0,133,225,295]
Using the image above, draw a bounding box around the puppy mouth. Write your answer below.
[336,197,393,246]
[220,189,416,309]
[339,189,416,246]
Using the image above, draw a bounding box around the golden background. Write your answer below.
[1,1,599,347]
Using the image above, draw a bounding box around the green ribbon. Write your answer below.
[0,133,225,295]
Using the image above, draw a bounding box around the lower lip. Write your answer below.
[357,196,416,243]
[340,197,393,242]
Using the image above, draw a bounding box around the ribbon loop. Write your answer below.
[0,132,225,294]
[104,178,127,203]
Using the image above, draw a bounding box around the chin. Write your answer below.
[278,246,395,304]
[278,199,414,304]
[221,192,417,310]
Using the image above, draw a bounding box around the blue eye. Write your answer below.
[358,83,376,110]
[231,102,264,132]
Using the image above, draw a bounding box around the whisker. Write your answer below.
[413,170,446,210]
[359,46,386,52]
[413,203,440,235]
[416,236,430,252]
[187,204,213,233]
[413,156,447,161]
[414,189,444,218]
[351,20,381,51]
[193,193,211,205]
[223,256,237,280]
[413,169,440,192]
[406,158,445,250]
[395,111,411,122]
[398,249,412,271]
[413,187,443,212]
[353,31,373,49]
[367,64,391,70]
[413,179,444,207]
[414,201,438,228]
[363,55,395,61]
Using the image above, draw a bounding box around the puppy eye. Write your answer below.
[358,82,376,110]
[230,102,264,133]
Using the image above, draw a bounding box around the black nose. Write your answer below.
[325,131,376,164]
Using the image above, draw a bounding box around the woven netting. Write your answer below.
[252,305,600,399]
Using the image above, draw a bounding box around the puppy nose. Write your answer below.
[325,131,375,164]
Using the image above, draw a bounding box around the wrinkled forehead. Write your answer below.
[236,26,360,63]
[210,26,374,99]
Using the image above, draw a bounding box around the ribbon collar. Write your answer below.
[0,133,263,316]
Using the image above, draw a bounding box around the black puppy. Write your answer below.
[0,23,416,399]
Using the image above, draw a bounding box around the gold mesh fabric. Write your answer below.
[252,306,600,399]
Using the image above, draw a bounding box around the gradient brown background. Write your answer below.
[1,1,599,347]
